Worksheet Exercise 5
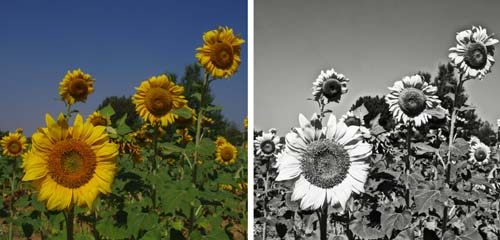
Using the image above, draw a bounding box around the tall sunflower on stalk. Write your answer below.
[449,26,498,80]
[385,74,441,127]
[215,141,238,166]
[59,69,95,104]
[312,68,349,104]
[133,74,188,126]
[21,113,118,210]
[196,26,245,79]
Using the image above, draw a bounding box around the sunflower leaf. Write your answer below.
[100,104,115,118]
[206,105,223,112]
[172,108,192,118]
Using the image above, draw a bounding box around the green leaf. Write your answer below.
[350,218,386,240]
[414,184,445,217]
[141,228,161,240]
[380,210,411,238]
[413,142,438,155]
[172,108,192,118]
[425,106,447,119]
[159,142,184,154]
[205,105,223,112]
[171,219,184,231]
[116,113,132,135]
[192,93,202,102]
[100,104,115,118]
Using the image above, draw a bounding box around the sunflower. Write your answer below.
[339,111,370,138]
[312,68,349,103]
[87,112,111,127]
[449,26,498,80]
[243,117,248,130]
[215,136,228,147]
[216,142,237,165]
[385,74,441,127]
[1,132,28,157]
[22,113,118,210]
[133,75,187,126]
[176,128,193,145]
[175,106,197,128]
[275,113,371,210]
[254,131,282,157]
[196,26,245,79]
[468,136,490,166]
[59,69,95,104]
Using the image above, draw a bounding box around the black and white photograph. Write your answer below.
[253,0,500,239]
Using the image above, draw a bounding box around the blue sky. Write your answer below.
[255,0,500,135]
[0,0,247,135]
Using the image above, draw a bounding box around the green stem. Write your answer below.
[65,206,75,240]
[318,204,328,240]
[193,73,210,186]
[405,123,412,209]
[9,158,16,240]
[151,127,159,210]
[65,103,72,120]
[442,73,464,238]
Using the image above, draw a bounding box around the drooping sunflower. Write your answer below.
[275,114,371,210]
[449,26,498,80]
[215,142,237,165]
[468,136,490,166]
[385,75,441,127]
[196,26,245,79]
[59,69,95,104]
[87,112,111,127]
[312,68,349,103]
[1,132,28,157]
[133,75,187,126]
[22,113,118,210]
[254,131,282,157]
[215,136,228,147]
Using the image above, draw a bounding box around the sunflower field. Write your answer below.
[0,26,247,240]
[254,26,500,240]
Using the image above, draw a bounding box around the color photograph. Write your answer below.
[254,0,500,239]
[1,1,247,239]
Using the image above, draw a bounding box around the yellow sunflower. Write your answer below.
[196,26,245,79]
[215,136,228,147]
[87,112,111,127]
[59,69,95,104]
[243,117,248,130]
[1,132,28,157]
[176,128,193,145]
[215,142,237,165]
[133,75,187,126]
[22,113,118,210]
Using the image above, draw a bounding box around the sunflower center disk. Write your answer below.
[465,42,487,69]
[474,148,487,162]
[8,142,22,155]
[211,42,234,69]
[322,79,342,101]
[344,117,361,126]
[69,78,90,101]
[221,146,234,162]
[300,139,350,189]
[145,88,173,117]
[91,117,107,126]
[260,140,276,154]
[398,87,427,117]
[48,139,96,188]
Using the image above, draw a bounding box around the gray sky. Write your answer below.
[255,0,500,135]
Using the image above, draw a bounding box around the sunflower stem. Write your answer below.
[442,73,464,238]
[405,122,412,209]
[318,204,328,240]
[151,126,159,210]
[8,157,17,240]
[65,206,75,240]
[262,157,270,240]
[193,73,210,186]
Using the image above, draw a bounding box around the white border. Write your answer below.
[247,0,254,239]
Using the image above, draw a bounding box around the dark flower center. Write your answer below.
[260,139,276,154]
[322,78,342,102]
[474,148,487,162]
[49,139,96,188]
[221,146,234,162]
[211,42,234,69]
[145,88,173,117]
[344,116,361,126]
[300,139,350,189]
[8,141,22,155]
[90,116,108,126]
[398,87,427,117]
[465,42,488,70]
[69,78,90,101]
